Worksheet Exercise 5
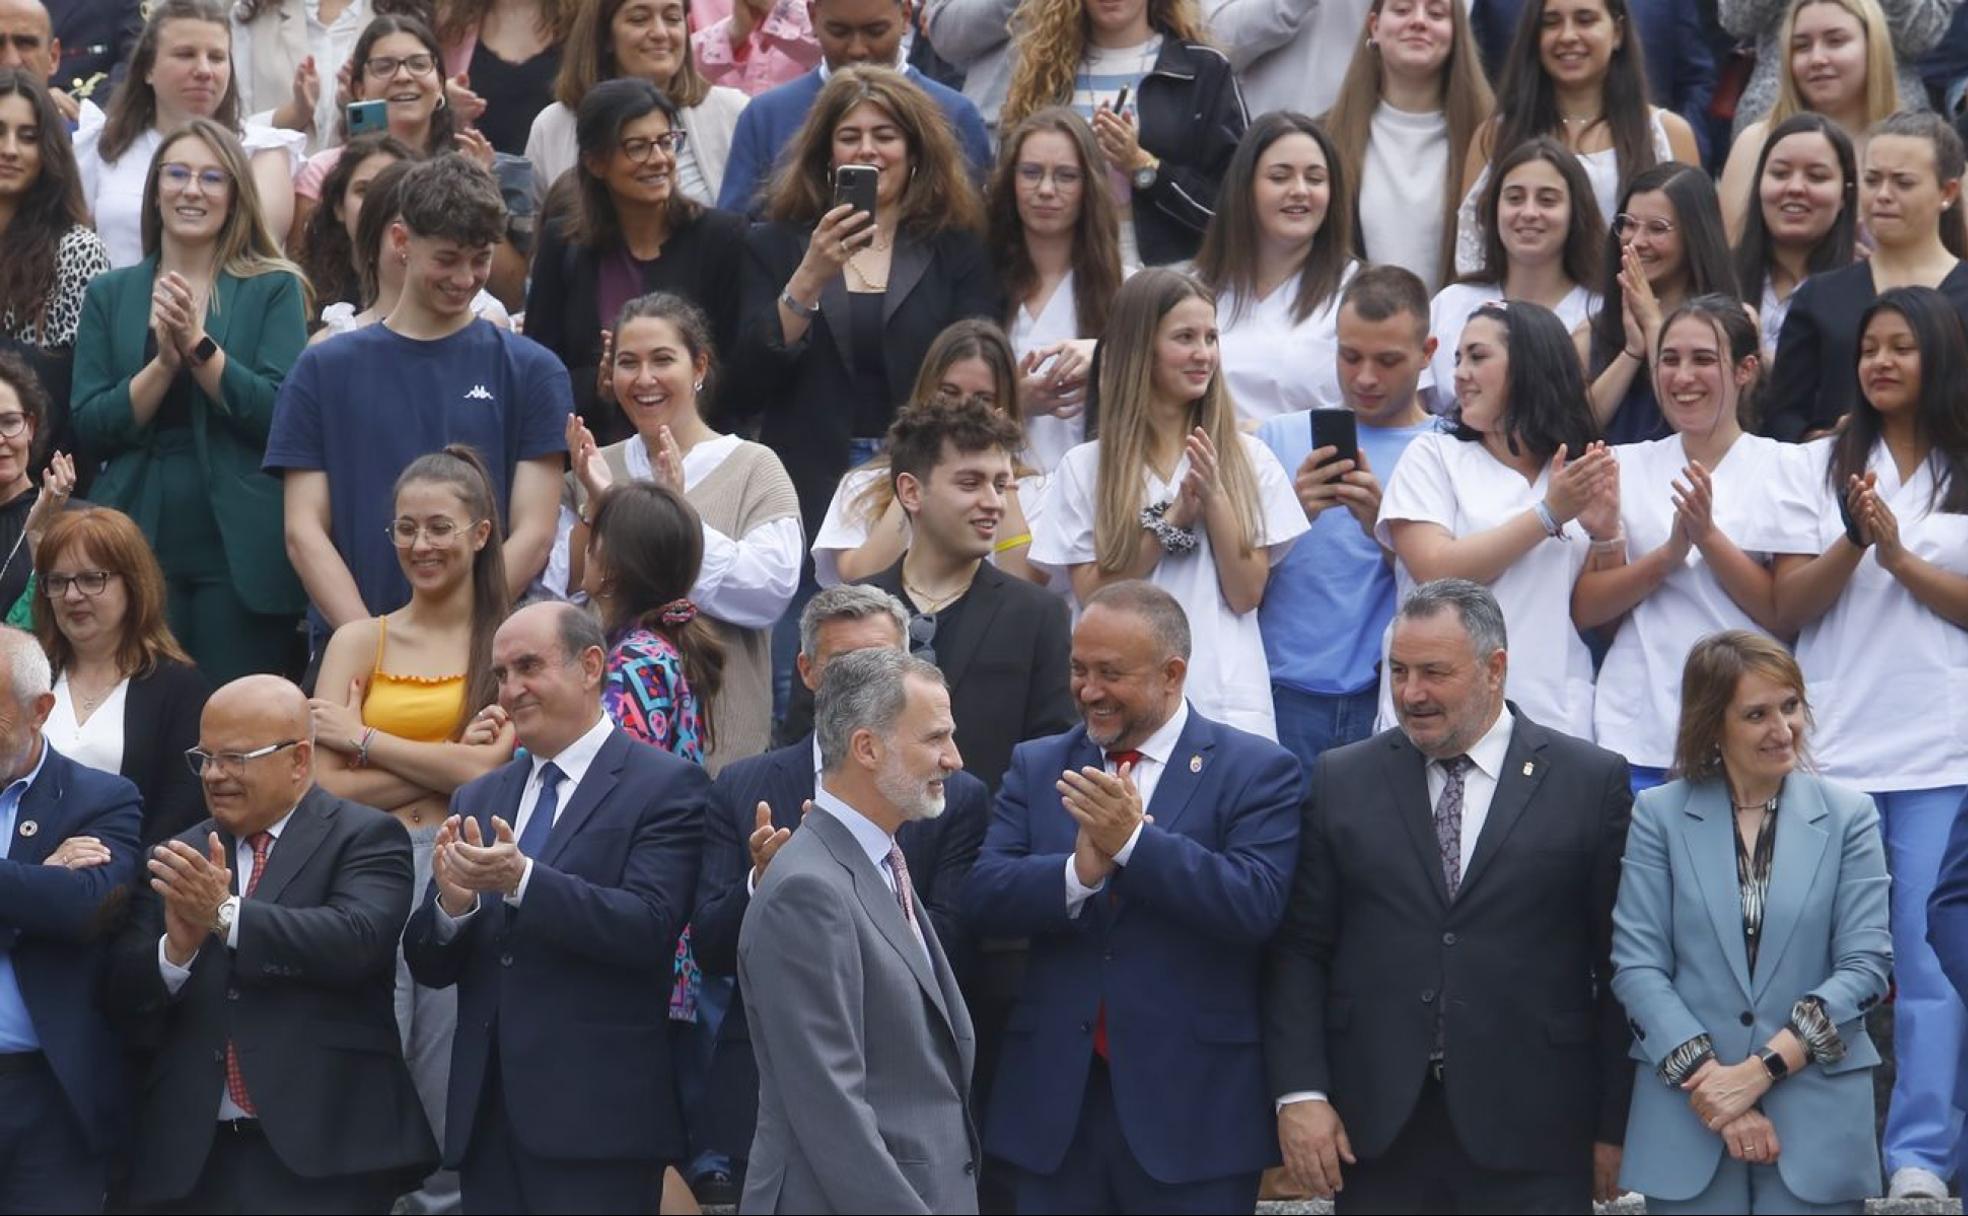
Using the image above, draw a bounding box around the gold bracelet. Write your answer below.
[993,531,1033,553]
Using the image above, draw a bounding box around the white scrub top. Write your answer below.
[1217,261,1358,426]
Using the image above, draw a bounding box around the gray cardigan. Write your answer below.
[1721,0,1955,136]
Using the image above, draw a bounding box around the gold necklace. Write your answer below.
[845,249,888,291]
[902,572,969,614]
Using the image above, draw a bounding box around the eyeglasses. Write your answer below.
[1014,163,1084,189]
[387,518,475,548]
[43,570,116,598]
[620,131,688,163]
[1613,213,1676,239]
[907,612,937,666]
[160,163,231,193]
[0,413,27,439]
[184,739,303,778]
[364,53,437,79]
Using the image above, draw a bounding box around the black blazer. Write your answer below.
[1130,38,1248,268]
[776,560,1078,792]
[403,727,706,1170]
[1764,260,1968,441]
[122,659,211,846]
[1261,709,1635,1173]
[737,221,1003,540]
[690,734,987,1163]
[104,786,437,1204]
[523,206,749,444]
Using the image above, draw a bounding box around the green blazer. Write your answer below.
[72,257,307,616]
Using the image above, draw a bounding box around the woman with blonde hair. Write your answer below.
[1320,0,1492,292]
[1721,0,1948,138]
[1718,0,1902,237]
[986,106,1127,470]
[71,118,310,681]
[997,0,1245,267]
[1032,268,1307,738]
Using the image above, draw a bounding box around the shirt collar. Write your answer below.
[4,736,50,801]
[811,781,896,871]
[530,711,615,790]
[1118,699,1190,767]
[1444,707,1515,782]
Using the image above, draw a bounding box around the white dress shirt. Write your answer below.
[157,803,300,1121]
[434,712,616,935]
[1063,700,1190,914]
[810,781,929,965]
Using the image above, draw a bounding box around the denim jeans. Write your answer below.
[1272,684,1380,780]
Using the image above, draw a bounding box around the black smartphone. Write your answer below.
[833,163,879,220]
[347,99,388,136]
[1310,408,1359,466]
[1111,84,1130,113]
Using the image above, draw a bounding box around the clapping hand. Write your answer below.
[567,413,612,504]
[1668,459,1715,555]
[1858,484,1906,571]
[150,833,232,964]
[1058,762,1144,858]
[446,815,527,898]
[1542,442,1615,528]
[1618,244,1662,355]
[1164,428,1219,530]
[1576,448,1621,542]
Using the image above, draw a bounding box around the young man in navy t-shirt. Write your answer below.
[265,154,569,642]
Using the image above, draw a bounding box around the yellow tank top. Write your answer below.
[361,615,467,744]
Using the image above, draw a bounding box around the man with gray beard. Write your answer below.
[737,647,979,1214]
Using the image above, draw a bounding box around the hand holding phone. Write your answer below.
[1309,408,1359,466]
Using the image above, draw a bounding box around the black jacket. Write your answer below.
[106,787,437,1203]
[737,222,1002,541]
[123,659,211,846]
[1262,710,1635,1172]
[1129,38,1248,268]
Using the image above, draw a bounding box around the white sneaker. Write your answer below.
[1888,1165,1949,1200]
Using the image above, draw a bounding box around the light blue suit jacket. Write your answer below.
[1610,773,1891,1202]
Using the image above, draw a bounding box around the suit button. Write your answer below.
[500,953,514,967]
[1102,950,1115,962]
[1441,932,1457,946]
[1740,1011,1754,1026]
[226,987,239,1001]
[212,1049,223,1063]
[1421,989,1436,1004]
[1079,1021,1091,1034]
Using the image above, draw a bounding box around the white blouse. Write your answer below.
[1763,437,1968,790]
[1032,432,1309,739]
[1592,433,1788,767]
[48,674,131,777]
[1217,260,1359,426]
[1375,430,1596,738]
[545,432,804,629]
[75,118,307,269]
[1010,270,1088,475]
[1423,280,1600,413]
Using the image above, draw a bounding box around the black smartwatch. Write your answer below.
[1755,1046,1791,1083]
[187,334,218,366]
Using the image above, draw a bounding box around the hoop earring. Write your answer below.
[692,379,704,393]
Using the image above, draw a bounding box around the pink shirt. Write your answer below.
[689,0,821,96]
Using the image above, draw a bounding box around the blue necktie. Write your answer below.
[517,761,565,859]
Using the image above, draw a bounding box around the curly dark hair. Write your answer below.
[297,133,414,311]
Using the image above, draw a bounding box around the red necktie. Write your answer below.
[1092,750,1142,1061]
[224,831,272,1116]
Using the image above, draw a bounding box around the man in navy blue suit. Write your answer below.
[403,601,708,1214]
[0,626,141,1212]
[716,0,993,212]
[1928,787,1968,1178]
[961,581,1303,1214]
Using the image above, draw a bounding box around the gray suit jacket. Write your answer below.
[738,804,979,1215]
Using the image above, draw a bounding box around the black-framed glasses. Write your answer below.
[1613,213,1676,240]
[0,412,27,439]
[184,739,303,778]
[43,570,116,598]
[159,163,231,193]
[907,612,937,665]
[364,53,437,79]
[620,131,688,163]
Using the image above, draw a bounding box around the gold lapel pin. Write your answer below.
[1189,754,1203,773]
[1522,761,1535,777]
[17,819,36,837]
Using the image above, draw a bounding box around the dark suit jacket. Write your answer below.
[402,726,707,1168]
[0,744,141,1155]
[961,709,1303,1185]
[1927,788,1968,1109]
[691,734,986,1165]
[523,206,749,444]
[48,0,142,99]
[104,786,436,1202]
[778,560,1077,792]
[1261,710,1634,1174]
[737,222,1003,541]
[123,660,211,846]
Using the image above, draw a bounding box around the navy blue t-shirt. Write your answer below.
[263,319,571,623]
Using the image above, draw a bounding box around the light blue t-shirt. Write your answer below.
[1256,411,1437,696]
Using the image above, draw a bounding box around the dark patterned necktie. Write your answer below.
[1435,756,1472,898]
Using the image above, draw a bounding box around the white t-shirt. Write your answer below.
[48,674,130,777]
[1375,430,1596,737]
[1423,280,1599,413]
[1359,102,1449,294]
[1218,260,1358,425]
[1592,433,1787,767]
[318,292,511,334]
[1763,437,1968,790]
[811,466,1054,589]
[1032,432,1308,739]
[75,119,307,268]
[1011,270,1088,474]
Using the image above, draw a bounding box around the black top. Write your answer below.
[468,39,562,156]
[848,291,890,439]
[1764,259,1968,441]
[897,581,972,671]
[0,483,36,613]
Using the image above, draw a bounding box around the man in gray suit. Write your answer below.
[738,647,980,1214]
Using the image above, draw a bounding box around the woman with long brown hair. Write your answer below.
[1320,0,1492,292]
[986,106,1125,470]
[1032,268,1307,738]
[997,0,1244,267]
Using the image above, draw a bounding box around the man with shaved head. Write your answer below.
[107,674,437,1213]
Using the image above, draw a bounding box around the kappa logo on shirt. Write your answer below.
[463,385,494,402]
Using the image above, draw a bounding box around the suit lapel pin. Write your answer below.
[1189,754,1203,773]
[16,819,35,837]
[1522,761,1535,777]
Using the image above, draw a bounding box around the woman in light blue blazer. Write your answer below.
[1612,630,1892,1214]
